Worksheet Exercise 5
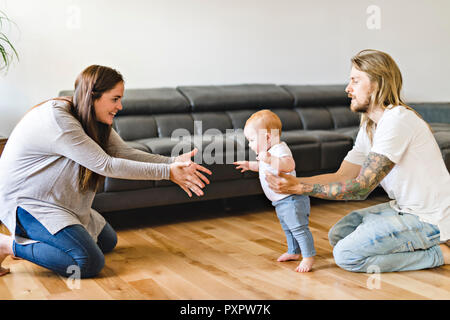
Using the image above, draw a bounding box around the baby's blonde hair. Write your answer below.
[245,109,282,136]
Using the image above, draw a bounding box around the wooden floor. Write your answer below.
[1,192,449,300]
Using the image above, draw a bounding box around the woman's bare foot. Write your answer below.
[439,242,450,264]
[0,233,14,276]
[295,256,314,273]
[277,252,300,262]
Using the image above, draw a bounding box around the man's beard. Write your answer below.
[349,96,371,113]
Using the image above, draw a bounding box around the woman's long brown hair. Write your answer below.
[30,65,124,193]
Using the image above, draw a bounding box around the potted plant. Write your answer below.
[0,9,19,73]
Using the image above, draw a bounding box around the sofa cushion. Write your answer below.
[154,114,194,138]
[409,102,450,124]
[113,115,158,141]
[334,127,360,141]
[281,131,319,146]
[300,130,353,171]
[273,109,303,131]
[434,131,450,150]
[281,84,350,107]
[192,112,233,134]
[117,88,190,115]
[433,131,450,172]
[328,106,361,128]
[226,109,258,130]
[178,84,293,112]
[295,107,334,130]
[136,137,194,157]
[430,123,450,133]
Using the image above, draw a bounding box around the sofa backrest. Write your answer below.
[59,84,359,141]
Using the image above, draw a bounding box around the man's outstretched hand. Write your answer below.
[265,170,303,195]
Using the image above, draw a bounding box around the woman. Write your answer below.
[0,65,211,278]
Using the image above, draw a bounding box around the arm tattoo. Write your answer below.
[303,152,395,200]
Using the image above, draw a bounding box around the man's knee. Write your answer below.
[328,224,341,247]
[332,240,366,272]
[328,210,365,247]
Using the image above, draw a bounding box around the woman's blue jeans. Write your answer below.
[328,202,445,273]
[13,206,117,278]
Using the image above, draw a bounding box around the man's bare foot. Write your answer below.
[277,252,300,262]
[0,233,14,276]
[439,242,450,264]
[295,256,314,273]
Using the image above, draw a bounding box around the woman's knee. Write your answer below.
[54,246,105,279]
[97,223,118,254]
[74,247,105,278]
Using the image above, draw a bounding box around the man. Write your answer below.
[266,49,450,272]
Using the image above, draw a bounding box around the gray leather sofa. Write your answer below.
[58,85,450,213]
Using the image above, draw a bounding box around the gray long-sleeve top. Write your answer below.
[0,99,174,244]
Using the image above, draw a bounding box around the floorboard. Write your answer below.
[1,191,449,300]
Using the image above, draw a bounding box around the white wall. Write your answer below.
[0,0,449,136]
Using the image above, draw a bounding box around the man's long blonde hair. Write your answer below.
[351,49,430,143]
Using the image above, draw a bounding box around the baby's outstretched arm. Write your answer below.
[258,152,295,173]
[233,161,259,172]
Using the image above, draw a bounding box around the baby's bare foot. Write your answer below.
[439,242,450,265]
[295,256,314,273]
[277,252,300,262]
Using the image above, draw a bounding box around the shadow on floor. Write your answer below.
[102,194,273,231]
[102,188,389,231]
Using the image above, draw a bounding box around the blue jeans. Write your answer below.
[272,195,316,258]
[13,206,117,278]
[328,202,445,273]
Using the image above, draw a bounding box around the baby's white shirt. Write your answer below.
[259,141,296,202]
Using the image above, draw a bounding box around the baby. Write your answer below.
[234,109,316,272]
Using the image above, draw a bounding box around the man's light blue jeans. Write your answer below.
[273,194,316,258]
[328,202,445,272]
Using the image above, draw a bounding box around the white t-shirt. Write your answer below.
[344,105,450,241]
[259,141,296,202]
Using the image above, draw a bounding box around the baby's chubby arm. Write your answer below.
[233,160,259,172]
[258,151,295,173]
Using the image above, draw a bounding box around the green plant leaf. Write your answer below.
[0,9,19,73]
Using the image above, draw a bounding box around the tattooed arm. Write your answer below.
[266,152,395,200]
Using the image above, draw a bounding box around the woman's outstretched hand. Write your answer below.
[170,148,212,197]
[174,148,200,163]
[265,171,303,195]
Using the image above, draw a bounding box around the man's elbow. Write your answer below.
[352,185,376,201]
[344,179,375,201]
